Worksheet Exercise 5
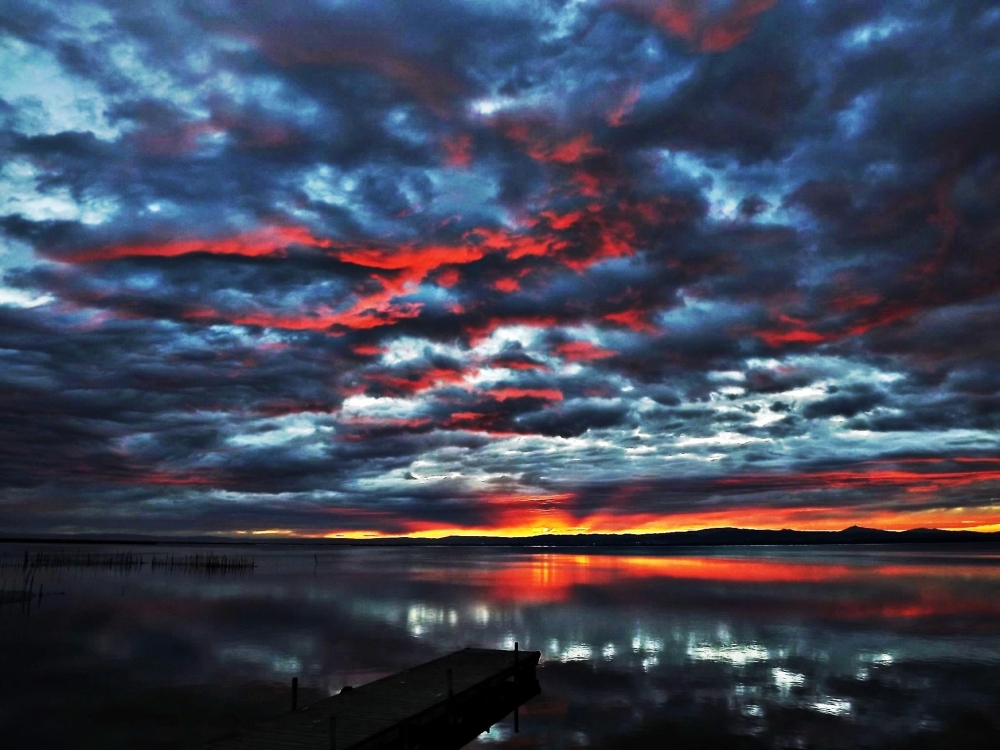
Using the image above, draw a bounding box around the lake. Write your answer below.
[2,543,1000,749]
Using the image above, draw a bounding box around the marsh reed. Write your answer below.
[0,549,256,574]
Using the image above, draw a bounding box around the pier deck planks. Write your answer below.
[205,647,540,750]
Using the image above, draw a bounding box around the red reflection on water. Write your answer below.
[831,599,1000,620]
[421,554,1000,619]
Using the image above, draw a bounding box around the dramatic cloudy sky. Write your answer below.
[2,0,999,538]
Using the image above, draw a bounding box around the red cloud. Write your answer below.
[541,210,586,230]
[129,471,215,486]
[717,466,1000,494]
[442,133,472,167]
[489,355,550,372]
[446,206,651,276]
[447,412,483,421]
[830,291,882,313]
[366,367,470,394]
[60,225,333,263]
[554,340,617,361]
[550,206,639,271]
[543,134,604,164]
[443,412,521,436]
[613,0,777,52]
[842,302,921,337]
[604,308,658,333]
[573,170,603,198]
[489,387,564,402]
[490,277,521,293]
[756,329,831,347]
[756,298,925,348]
[352,344,385,356]
[500,121,603,165]
[608,85,642,127]
[338,243,486,281]
[435,268,461,287]
[469,227,569,261]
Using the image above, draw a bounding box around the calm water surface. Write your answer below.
[3,543,1000,749]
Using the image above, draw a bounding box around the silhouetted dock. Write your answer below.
[205,647,541,750]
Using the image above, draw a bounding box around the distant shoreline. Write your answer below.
[2,526,999,548]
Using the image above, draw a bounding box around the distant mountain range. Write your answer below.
[2,526,999,547]
[341,526,1000,547]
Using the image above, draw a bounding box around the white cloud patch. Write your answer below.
[0,160,119,224]
[0,37,118,139]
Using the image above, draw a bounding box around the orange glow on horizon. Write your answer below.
[300,501,1000,541]
[234,461,1000,540]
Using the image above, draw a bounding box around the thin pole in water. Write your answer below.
[514,641,519,683]
[329,715,336,750]
[292,677,298,711]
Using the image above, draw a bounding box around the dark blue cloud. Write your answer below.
[1,0,999,536]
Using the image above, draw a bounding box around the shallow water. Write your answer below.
[3,543,1000,749]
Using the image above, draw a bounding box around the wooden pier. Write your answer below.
[205,647,541,750]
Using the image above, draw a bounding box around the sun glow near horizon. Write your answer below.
[230,503,1000,540]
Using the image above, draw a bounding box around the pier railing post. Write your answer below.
[292,677,298,711]
[514,642,521,730]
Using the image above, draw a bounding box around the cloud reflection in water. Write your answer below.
[2,544,1000,749]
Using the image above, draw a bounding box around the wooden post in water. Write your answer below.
[292,677,298,711]
[329,715,336,750]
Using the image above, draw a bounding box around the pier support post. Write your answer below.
[514,641,519,684]
[292,677,298,711]
[329,715,336,750]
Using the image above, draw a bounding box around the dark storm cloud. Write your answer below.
[801,384,885,419]
[1,0,999,535]
[611,4,818,162]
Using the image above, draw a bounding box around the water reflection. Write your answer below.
[2,543,1000,749]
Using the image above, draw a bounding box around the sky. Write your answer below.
[1,0,999,538]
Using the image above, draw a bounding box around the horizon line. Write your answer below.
[3,524,999,545]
